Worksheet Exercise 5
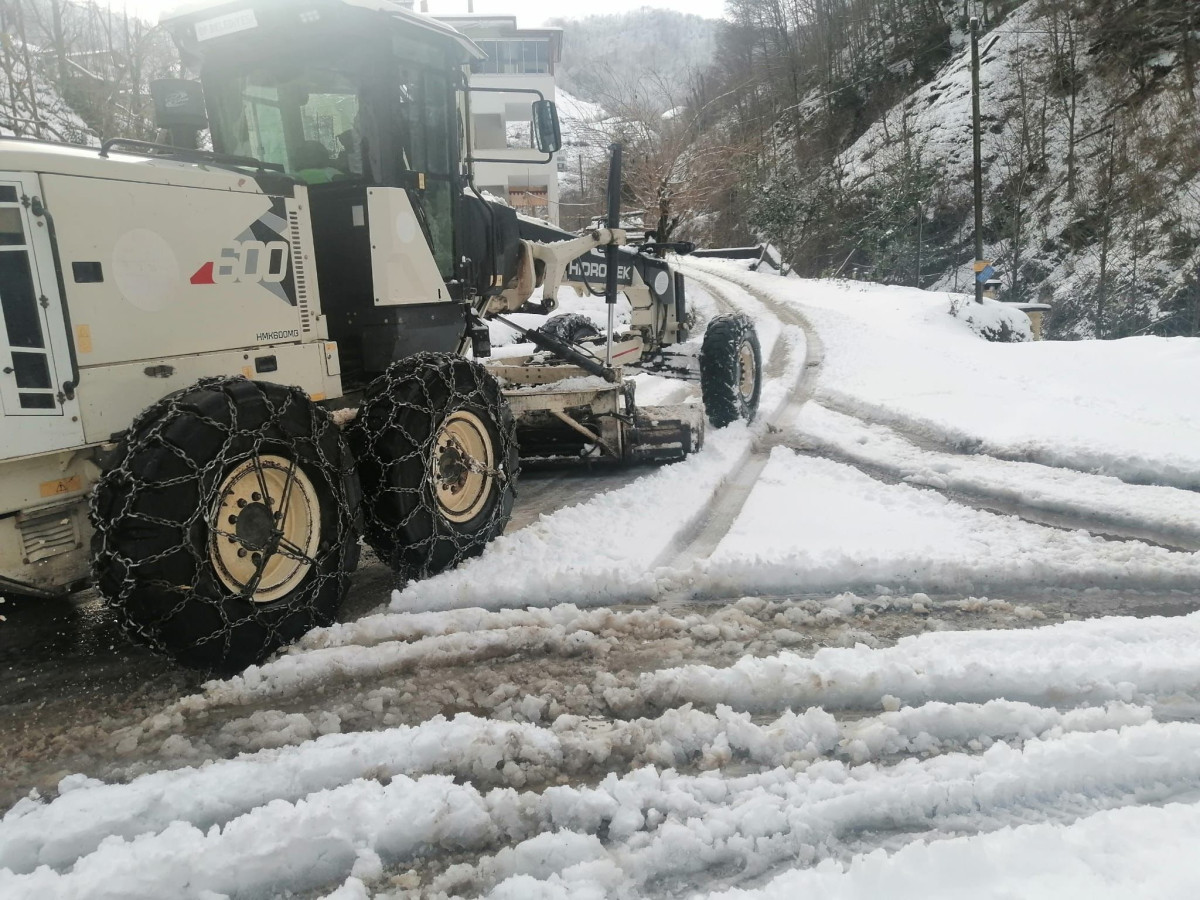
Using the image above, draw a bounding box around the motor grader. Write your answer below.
[0,0,763,671]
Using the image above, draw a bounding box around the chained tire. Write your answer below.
[348,353,518,583]
[90,378,362,673]
[700,313,763,428]
[537,313,601,345]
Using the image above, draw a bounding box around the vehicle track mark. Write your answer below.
[654,265,821,574]
[676,264,1200,559]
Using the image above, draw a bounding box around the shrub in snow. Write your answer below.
[948,295,1032,342]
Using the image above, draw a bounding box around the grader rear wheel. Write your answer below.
[348,353,518,583]
[89,378,361,672]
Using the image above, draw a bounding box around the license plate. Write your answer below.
[195,8,258,42]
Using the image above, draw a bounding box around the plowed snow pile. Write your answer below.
[5,269,1200,898]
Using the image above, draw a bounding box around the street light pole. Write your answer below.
[916,200,924,288]
[970,16,985,304]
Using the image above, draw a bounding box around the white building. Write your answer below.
[436,15,563,224]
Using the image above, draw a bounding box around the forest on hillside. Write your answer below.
[0,0,175,141]
[549,8,718,114]
[2,0,1198,339]
[563,0,1200,339]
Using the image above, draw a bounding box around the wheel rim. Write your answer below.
[208,454,321,604]
[433,410,495,524]
[737,339,757,403]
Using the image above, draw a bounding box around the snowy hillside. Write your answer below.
[554,88,611,195]
[837,0,1200,338]
[0,41,93,142]
[550,9,719,112]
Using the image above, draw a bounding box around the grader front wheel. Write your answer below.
[700,313,763,428]
[89,378,361,672]
[348,353,518,583]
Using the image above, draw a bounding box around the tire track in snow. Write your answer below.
[785,434,1200,552]
[658,265,820,573]
[685,263,1200,556]
[4,593,1052,809]
[9,596,1200,896]
[685,259,1200,491]
[21,714,1192,900]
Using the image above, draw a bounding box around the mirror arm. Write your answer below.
[467,152,554,166]
[466,85,547,102]
[463,85,561,155]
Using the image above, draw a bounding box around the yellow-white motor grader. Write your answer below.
[0,0,763,670]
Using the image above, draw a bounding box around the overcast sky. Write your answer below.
[115,0,729,27]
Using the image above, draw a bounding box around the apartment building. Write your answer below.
[436,14,563,224]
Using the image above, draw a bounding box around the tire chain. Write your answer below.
[349,353,519,586]
[90,376,360,670]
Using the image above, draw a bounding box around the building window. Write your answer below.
[472,113,506,150]
[472,40,550,75]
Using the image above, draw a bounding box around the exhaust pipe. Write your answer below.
[603,143,622,368]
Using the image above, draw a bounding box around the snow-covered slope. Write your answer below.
[551,9,719,113]
[555,88,611,194]
[837,0,1200,337]
[0,41,93,143]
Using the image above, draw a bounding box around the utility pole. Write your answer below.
[915,201,924,288]
[970,16,985,304]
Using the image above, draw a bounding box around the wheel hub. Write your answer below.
[737,340,756,403]
[233,501,275,550]
[209,454,321,603]
[438,442,471,493]
[433,411,495,524]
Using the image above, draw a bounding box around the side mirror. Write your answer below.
[532,99,561,154]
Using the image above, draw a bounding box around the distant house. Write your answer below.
[435,14,563,224]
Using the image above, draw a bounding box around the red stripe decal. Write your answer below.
[190,261,215,285]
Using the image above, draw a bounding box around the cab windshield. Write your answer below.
[205,51,458,275]
[208,66,363,182]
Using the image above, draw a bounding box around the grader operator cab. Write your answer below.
[0,0,763,671]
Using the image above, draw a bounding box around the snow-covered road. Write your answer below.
[5,266,1200,898]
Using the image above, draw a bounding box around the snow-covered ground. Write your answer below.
[693,259,1200,487]
[5,266,1200,898]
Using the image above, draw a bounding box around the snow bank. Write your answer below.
[473,719,1200,898]
[14,716,1200,900]
[703,800,1200,899]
